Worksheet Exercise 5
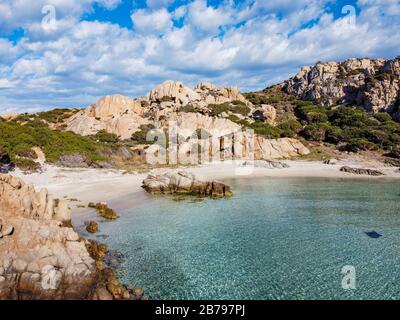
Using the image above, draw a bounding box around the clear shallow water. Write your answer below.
[90,178,400,300]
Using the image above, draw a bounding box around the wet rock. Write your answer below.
[95,203,118,220]
[340,166,384,176]
[85,221,99,234]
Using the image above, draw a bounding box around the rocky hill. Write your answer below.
[63,80,310,162]
[283,57,400,120]
[65,80,253,140]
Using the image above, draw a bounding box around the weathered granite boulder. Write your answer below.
[65,94,150,140]
[0,174,129,300]
[142,171,233,197]
[340,166,384,176]
[0,174,96,299]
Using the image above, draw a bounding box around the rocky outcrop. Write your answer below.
[241,160,289,169]
[142,171,233,197]
[65,94,150,140]
[283,57,400,119]
[252,105,276,125]
[0,174,130,300]
[148,80,202,106]
[0,174,96,299]
[340,166,384,176]
[57,153,100,169]
[254,137,310,160]
[65,81,253,140]
[194,82,250,106]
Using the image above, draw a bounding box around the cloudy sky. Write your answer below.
[0,0,399,112]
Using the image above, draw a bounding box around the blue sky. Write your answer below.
[0,0,399,112]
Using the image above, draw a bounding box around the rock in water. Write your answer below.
[340,166,384,176]
[365,231,382,239]
[85,221,99,233]
[142,171,233,198]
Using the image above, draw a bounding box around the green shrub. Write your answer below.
[388,146,400,159]
[249,121,282,138]
[374,112,393,123]
[13,158,40,171]
[302,123,330,141]
[340,138,378,152]
[208,102,250,117]
[296,104,328,123]
[178,104,198,113]
[131,124,156,144]
[277,119,302,138]
[0,120,106,164]
[92,130,119,143]
[36,108,79,123]
[325,126,343,144]
[243,93,270,105]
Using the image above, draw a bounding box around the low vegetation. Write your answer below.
[207,101,251,117]
[0,118,106,169]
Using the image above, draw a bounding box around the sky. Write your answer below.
[0,0,399,113]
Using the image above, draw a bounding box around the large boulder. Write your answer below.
[142,171,233,197]
[65,94,149,139]
[0,174,96,299]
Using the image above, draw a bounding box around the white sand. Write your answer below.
[14,160,400,203]
[11,159,400,213]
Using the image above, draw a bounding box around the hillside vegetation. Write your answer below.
[243,86,400,159]
[0,118,106,170]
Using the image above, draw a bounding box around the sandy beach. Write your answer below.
[11,158,400,214]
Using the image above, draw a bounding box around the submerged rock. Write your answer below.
[142,171,233,197]
[365,231,382,239]
[340,166,384,176]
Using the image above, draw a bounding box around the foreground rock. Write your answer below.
[0,174,128,300]
[142,171,233,197]
[340,166,384,176]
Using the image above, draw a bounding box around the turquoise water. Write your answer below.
[87,178,400,300]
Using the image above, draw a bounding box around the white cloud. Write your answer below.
[131,8,173,34]
[0,0,400,112]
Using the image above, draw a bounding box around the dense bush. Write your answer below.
[243,93,270,105]
[302,123,330,141]
[0,120,105,164]
[340,138,378,152]
[248,121,281,139]
[91,130,120,143]
[131,124,157,144]
[277,119,302,138]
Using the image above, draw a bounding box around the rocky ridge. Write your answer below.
[283,57,400,120]
[64,80,310,161]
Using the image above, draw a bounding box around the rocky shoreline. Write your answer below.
[0,174,138,300]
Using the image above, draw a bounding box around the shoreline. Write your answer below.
[11,159,400,216]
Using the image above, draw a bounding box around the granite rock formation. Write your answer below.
[283,57,400,120]
[0,174,129,300]
[142,171,233,197]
